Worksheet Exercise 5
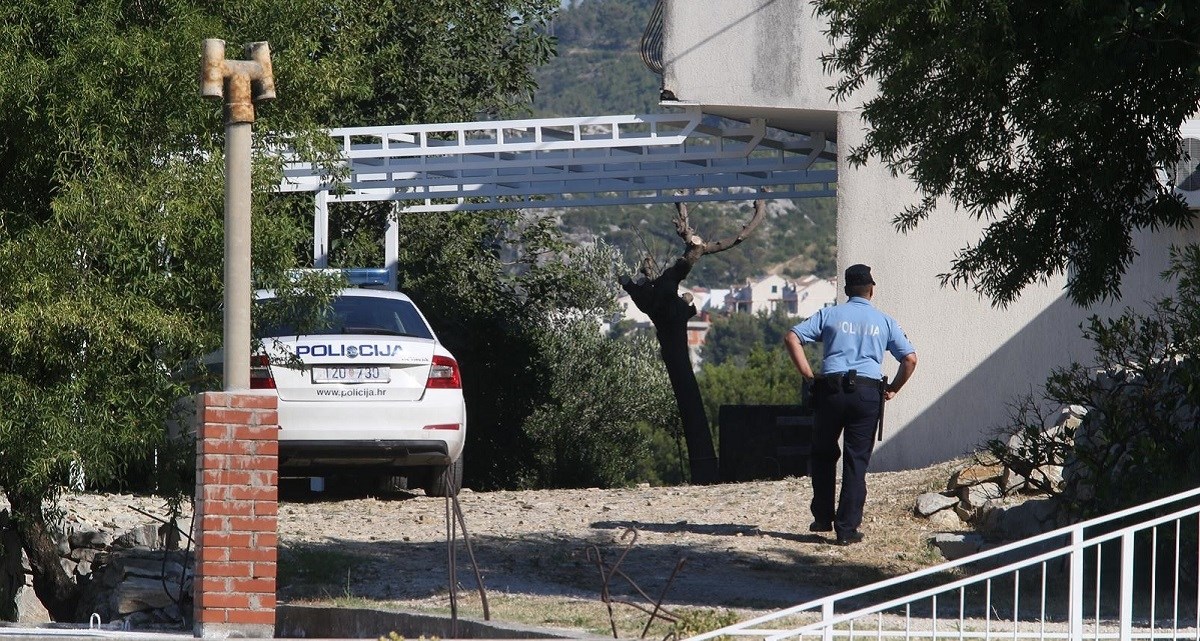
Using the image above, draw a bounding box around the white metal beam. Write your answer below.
[279,108,837,279]
[279,107,836,211]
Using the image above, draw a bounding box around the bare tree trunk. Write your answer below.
[622,259,718,484]
[621,199,767,485]
[7,490,78,621]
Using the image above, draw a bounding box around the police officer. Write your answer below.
[783,264,917,545]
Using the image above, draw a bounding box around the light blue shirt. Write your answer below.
[790,297,915,380]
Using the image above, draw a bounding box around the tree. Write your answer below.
[0,0,555,621]
[523,316,678,488]
[814,0,1200,306]
[702,307,798,367]
[698,345,816,441]
[620,200,766,484]
[984,244,1200,518]
[375,210,680,491]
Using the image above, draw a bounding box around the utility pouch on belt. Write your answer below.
[843,369,858,392]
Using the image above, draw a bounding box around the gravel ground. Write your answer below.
[55,459,970,635]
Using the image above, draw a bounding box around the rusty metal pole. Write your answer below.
[201,39,275,391]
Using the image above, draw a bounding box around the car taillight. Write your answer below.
[426,355,461,389]
[250,354,276,390]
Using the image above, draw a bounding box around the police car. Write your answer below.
[243,276,466,497]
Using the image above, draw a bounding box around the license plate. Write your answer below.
[312,365,390,384]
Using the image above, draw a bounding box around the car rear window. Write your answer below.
[256,295,434,340]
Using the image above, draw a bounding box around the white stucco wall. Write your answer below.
[661,0,838,134]
[839,111,1199,470]
[661,0,1200,470]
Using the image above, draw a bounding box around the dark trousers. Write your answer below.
[810,379,882,537]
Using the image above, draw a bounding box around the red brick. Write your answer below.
[199,485,232,502]
[204,407,256,425]
[202,470,253,485]
[253,562,277,579]
[255,440,279,457]
[230,485,275,501]
[204,501,254,517]
[254,533,278,548]
[200,425,231,440]
[232,424,279,440]
[255,410,279,426]
[226,609,275,625]
[229,516,276,532]
[230,394,278,410]
[251,593,277,609]
[243,469,278,486]
[202,392,231,408]
[200,593,252,609]
[231,578,276,594]
[230,547,275,563]
[195,546,229,563]
[198,608,229,623]
[199,453,260,472]
[202,562,252,578]
[202,532,252,548]
[204,440,255,456]
[254,501,279,517]
[199,577,229,592]
[200,514,228,531]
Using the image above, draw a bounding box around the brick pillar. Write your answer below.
[193,391,279,639]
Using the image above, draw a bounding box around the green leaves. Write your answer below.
[986,243,1200,516]
[0,0,560,501]
[815,0,1200,306]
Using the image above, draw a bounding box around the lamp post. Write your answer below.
[200,39,275,390]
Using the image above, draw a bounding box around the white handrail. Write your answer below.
[687,484,1200,641]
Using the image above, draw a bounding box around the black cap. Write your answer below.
[845,264,876,287]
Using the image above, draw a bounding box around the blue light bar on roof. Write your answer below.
[342,268,390,289]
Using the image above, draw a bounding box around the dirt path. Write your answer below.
[273,460,968,633]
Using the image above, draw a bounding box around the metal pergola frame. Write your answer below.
[279,107,836,288]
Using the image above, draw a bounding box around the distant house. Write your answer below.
[725,274,836,317]
[792,274,838,318]
[610,275,835,369]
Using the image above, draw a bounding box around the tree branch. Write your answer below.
[705,198,766,254]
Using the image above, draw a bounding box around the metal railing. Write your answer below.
[640,0,664,75]
[687,486,1200,640]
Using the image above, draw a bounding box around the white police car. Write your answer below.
[246,279,466,497]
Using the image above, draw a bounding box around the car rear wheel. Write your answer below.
[423,457,463,497]
[377,475,409,495]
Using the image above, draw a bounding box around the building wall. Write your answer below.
[795,278,837,319]
[661,0,838,133]
[662,0,1199,470]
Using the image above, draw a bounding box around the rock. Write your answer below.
[985,498,1059,539]
[1029,465,1064,493]
[59,557,79,578]
[69,547,101,564]
[114,576,181,614]
[914,492,959,517]
[928,509,965,530]
[113,524,161,550]
[959,482,1003,510]
[931,533,985,560]
[110,551,187,581]
[16,585,50,625]
[954,502,975,523]
[69,531,112,549]
[947,465,1004,490]
[1001,467,1027,494]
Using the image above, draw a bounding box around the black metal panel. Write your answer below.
[718,404,813,482]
